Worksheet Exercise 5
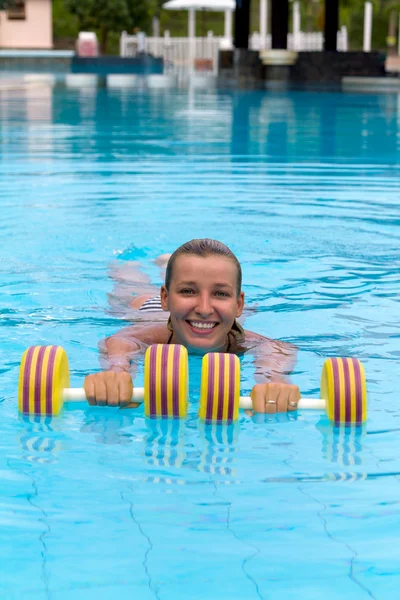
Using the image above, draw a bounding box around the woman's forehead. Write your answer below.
[173,255,237,279]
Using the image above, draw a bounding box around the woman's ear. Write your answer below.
[236,292,245,318]
[160,285,169,311]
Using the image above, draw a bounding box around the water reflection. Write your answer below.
[79,409,136,445]
[250,412,299,425]
[17,407,380,488]
[1,83,400,162]
[144,418,186,468]
[197,422,239,476]
[142,418,240,480]
[18,415,64,464]
[315,418,366,467]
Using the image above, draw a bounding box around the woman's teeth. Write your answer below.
[188,321,216,330]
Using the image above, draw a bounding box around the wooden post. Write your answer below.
[271,0,289,50]
[324,0,339,52]
[234,0,251,49]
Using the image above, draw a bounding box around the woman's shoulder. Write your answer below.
[242,329,297,355]
[108,322,171,347]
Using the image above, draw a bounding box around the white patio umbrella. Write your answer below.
[163,0,234,11]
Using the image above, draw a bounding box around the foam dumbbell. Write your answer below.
[199,354,367,424]
[18,344,188,418]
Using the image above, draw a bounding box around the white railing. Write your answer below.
[249,27,348,52]
[121,31,223,73]
[120,27,348,72]
[249,32,325,51]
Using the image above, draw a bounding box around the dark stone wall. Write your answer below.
[218,50,387,89]
[291,51,386,83]
[218,49,264,88]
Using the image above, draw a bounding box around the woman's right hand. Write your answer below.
[84,371,139,408]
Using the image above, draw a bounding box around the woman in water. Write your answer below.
[84,239,300,414]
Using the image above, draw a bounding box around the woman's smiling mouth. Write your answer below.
[186,320,218,334]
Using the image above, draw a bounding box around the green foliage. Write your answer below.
[52,0,400,54]
[379,0,400,14]
[160,10,224,37]
[292,0,400,50]
[126,0,154,32]
[57,0,155,52]
[64,0,130,31]
[53,0,79,39]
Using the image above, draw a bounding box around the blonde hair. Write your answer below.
[165,239,242,296]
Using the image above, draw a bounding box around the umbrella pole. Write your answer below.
[202,9,205,59]
[188,7,196,73]
[224,10,232,48]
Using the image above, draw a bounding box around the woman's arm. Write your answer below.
[252,339,297,384]
[243,331,300,415]
[84,330,143,408]
[243,330,297,383]
[99,333,142,374]
[99,322,170,372]
[107,256,170,316]
[84,323,171,408]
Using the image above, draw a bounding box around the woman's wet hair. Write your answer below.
[165,239,242,296]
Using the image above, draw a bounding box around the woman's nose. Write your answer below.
[195,294,213,316]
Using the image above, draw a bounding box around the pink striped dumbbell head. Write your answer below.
[144,344,188,418]
[199,353,240,423]
[321,357,367,424]
[18,346,70,416]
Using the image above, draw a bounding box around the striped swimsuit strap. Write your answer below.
[138,295,163,312]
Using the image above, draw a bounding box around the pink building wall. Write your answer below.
[0,0,52,49]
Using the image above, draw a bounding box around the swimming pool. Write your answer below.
[1,81,400,599]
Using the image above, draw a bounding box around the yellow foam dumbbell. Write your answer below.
[18,344,188,418]
[199,353,367,424]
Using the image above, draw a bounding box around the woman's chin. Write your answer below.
[173,323,228,353]
[186,336,227,354]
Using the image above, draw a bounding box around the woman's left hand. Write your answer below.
[250,383,301,414]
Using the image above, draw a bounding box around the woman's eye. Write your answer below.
[179,288,195,295]
[215,291,229,298]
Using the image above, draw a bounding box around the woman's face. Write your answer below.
[160,255,244,354]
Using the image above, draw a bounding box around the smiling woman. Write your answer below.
[84,239,299,414]
[160,238,244,353]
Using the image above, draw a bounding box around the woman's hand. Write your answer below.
[84,371,139,408]
[250,382,300,414]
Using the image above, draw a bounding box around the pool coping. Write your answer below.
[0,73,399,93]
[0,50,75,58]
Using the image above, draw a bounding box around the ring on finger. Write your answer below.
[288,401,298,408]
[266,400,277,405]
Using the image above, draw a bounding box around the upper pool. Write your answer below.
[1,82,400,599]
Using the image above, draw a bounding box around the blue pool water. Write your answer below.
[1,82,400,599]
